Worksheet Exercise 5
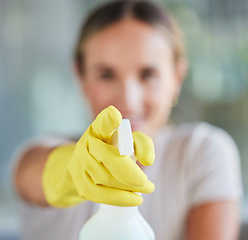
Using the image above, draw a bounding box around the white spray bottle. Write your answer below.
[79,119,155,240]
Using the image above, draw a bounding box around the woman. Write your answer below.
[14,1,243,239]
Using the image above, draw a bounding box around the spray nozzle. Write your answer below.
[112,119,135,160]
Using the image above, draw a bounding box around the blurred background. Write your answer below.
[0,0,248,239]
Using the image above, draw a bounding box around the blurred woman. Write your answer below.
[13,1,243,239]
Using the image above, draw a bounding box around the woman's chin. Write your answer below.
[130,121,147,133]
[130,123,143,132]
[131,123,157,138]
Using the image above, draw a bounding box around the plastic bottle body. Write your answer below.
[79,204,155,240]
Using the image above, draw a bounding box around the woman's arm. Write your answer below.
[14,145,54,207]
[185,201,240,240]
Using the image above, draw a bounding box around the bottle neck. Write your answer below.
[99,204,139,217]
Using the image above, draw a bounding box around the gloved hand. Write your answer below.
[42,106,155,208]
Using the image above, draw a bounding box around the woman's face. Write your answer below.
[78,18,185,137]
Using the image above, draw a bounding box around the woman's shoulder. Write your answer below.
[163,121,234,143]
[167,121,224,135]
[167,123,243,204]
[158,121,238,157]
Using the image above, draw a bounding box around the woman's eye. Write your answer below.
[100,70,114,80]
[141,69,155,81]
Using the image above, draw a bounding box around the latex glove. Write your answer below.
[42,106,155,208]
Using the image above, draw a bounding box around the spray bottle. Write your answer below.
[79,119,155,240]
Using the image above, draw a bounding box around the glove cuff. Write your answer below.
[42,144,86,208]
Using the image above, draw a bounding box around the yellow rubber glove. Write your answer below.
[42,106,155,208]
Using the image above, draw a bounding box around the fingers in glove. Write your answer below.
[106,179,155,194]
[88,136,148,187]
[86,157,155,193]
[132,131,155,166]
[83,172,143,207]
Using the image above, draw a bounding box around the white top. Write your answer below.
[13,122,243,240]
